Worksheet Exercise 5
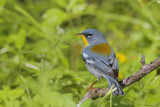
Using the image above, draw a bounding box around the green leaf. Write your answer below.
[0,0,6,15]
[60,44,69,48]
[15,29,26,50]
[14,5,42,30]
[55,0,68,8]
[42,8,67,27]
[63,93,77,107]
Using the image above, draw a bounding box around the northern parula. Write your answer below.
[75,29,124,95]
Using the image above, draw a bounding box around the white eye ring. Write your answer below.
[87,35,92,38]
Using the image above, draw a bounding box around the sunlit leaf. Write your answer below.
[15,29,26,50]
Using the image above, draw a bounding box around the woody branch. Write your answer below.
[77,55,160,107]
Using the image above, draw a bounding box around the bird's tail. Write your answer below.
[103,75,124,95]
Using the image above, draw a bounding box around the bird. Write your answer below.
[75,29,124,95]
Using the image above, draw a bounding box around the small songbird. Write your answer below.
[75,29,124,95]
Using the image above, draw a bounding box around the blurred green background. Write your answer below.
[0,0,160,107]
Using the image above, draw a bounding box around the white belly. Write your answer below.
[85,64,102,80]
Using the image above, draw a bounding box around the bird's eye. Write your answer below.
[87,34,92,37]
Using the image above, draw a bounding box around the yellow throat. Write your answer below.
[80,35,88,47]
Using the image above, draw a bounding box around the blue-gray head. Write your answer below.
[75,29,107,46]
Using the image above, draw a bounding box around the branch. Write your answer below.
[77,55,160,107]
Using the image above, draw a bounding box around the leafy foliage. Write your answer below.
[0,0,160,107]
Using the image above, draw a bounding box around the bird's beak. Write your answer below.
[74,33,84,37]
[75,33,88,47]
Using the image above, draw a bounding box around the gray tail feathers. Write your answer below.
[103,75,124,95]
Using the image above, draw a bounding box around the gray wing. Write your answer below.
[82,49,119,80]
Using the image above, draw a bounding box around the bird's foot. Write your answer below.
[87,80,98,91]
[88,86,96,91]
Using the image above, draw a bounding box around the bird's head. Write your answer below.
[75,29,106,47]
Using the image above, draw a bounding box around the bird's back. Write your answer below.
[82,41,119,80]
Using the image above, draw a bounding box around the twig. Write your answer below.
[77,55,160,107]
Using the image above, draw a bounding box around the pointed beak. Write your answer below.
[74,33,84,36]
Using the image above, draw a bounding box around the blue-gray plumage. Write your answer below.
[76,29,124,95]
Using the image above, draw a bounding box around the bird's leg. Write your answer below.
[88,80,97,91]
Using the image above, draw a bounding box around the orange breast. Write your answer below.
[90,43,112,55]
